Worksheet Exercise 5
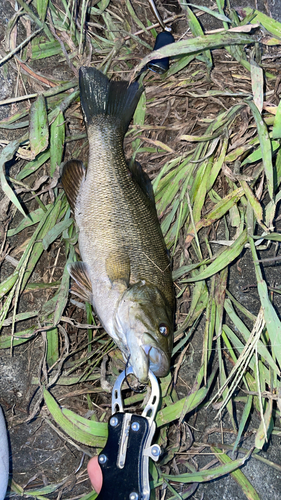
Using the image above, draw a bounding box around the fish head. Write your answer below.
[115,280,173,383]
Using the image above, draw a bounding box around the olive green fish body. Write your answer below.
[62,67,174,382]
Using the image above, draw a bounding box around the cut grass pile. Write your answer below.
[1,0,281,498]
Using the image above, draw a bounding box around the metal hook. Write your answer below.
[125,358,147,393]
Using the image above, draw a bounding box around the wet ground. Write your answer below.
[1,1,281,499]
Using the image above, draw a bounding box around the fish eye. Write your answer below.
[159,323,169,336]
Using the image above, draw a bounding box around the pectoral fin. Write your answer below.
[105,250,130,286]
[68,262,92,302]
[61,159,86,211]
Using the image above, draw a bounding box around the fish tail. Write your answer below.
[79,67,143,136]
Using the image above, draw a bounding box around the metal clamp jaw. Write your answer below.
[96,367,160,500]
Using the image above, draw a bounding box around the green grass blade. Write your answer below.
[17,150,50,181]
[32,38,63,59]
[62,407,108,437]
[77,491,97,500]
[253,232,281,243]
[135,32,254,74]
[18,195,64,292]
[0,327,36,348]
[0,271,18,299]
[36,0,49,21]
[188,3,231,22]
[11,479,68,497]
[249,237,281,369]
[7,205,51,236]
[186,187,244,244]
[50,110,65,177]
[242,8,281,40]
[132,92,146,158]
[17,0,54,41]
[217,333,236,429]
[42,217,72,250]
[247,101,274,199]
[206,133,228,191]
[166,54,195,77]
[184,229,247,282]
[29,94,49,157]
[183,4,212,69]
[202,277,215,381]
[125,0,149,35]
[156,368,216,427]
[46,327,59,366]
[241,138,279,167]
[240,183,264,228]
[272,100,281,139]
[162,447,252,482]
[0,140,27,217]
[192,158,213,224]
[211,447,261,500]
[233,395,253,454]
[44,388,107,447]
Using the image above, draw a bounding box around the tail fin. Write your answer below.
[79,67,143,135]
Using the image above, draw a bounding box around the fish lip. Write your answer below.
[125,332,170,382]
[141,342,170,377]
[126,330,149,384]
[130,353,149,384]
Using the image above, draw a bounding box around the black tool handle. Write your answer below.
[96,413,149,500]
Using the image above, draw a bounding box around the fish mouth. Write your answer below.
[127,343,169,383]
[141,344,169,377]
[126,331,150,384]
[126,331,169,383]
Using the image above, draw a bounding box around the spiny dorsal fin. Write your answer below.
[68,262,92,302]
[105,249,130,286]
[79,67,144,136]
[61,159,86,212]
[128,159,156,211]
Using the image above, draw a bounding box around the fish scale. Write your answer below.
[79,124,172,302]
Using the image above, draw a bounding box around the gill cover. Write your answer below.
[115,281,173,383]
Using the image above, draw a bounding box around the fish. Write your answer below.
[61,67,174,383]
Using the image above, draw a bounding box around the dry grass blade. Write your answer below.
[208,308,265,418]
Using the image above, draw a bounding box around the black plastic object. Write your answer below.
[96,413,149,500]
[147,31,175,74]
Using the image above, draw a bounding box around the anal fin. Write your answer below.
[68,262,92,302]
[61,159,86,212]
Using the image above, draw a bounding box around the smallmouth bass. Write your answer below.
[62,67,174,383]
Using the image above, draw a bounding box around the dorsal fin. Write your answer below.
[61,159,86,211]
[128,159,156,212]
